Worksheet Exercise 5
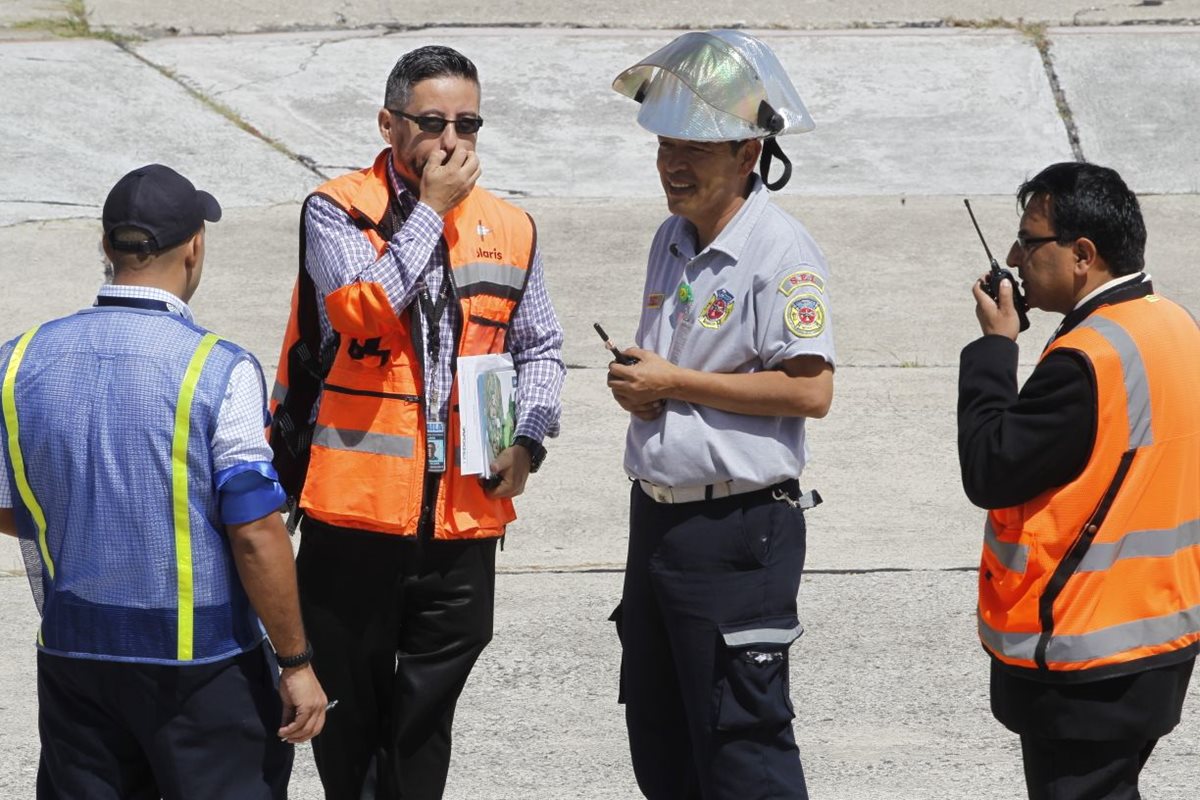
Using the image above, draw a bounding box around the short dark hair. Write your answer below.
[384,46,479,111]
[105,224,194,274]
[1017,162,1146,276]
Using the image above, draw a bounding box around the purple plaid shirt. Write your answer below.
[303,158,564,443]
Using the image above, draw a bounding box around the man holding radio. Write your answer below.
[605,31,834,800]
[959,161,1200,799]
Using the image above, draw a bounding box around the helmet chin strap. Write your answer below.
[759,137,792,191]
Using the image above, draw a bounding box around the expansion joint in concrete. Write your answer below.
[111,40,330,182]
[1030,30,1086,161]
[498,566,978,575]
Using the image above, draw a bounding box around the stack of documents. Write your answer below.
[456,353,517,477]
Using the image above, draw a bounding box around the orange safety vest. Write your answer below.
[978,293,1200,678]
[269,150,536,539]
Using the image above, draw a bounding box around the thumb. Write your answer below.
[997,277,1014,306]
[425,149,446,169]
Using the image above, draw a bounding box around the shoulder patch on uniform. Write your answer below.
[778,270,825,296]
[699,288,736,329]
[784,293,827,338]
[646,292,664,310]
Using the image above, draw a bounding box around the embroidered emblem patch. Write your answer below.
[646,293,664,309]
[784,293,827,338]
[778,270,825,296]
[699,288,736,329]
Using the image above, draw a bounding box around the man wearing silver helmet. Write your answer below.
[606,30,834,800]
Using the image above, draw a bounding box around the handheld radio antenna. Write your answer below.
[963,199,998,267]
[963,198,1031,332]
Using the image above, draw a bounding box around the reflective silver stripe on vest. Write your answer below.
[984,517,1029,573]
[312,424,414,458]
[1048,605,1200,664]
[452,262,527,293]
[978,616,1039,662]
[270,380,288,406]
[1077,518,1200,573]
[722,622,804,648]
[1074,316,1153,448]
[981,604,1200,665]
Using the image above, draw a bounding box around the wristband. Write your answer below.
[276,640,313,670]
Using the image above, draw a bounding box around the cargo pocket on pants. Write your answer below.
[715,615,804,731]
[609,602,625,704]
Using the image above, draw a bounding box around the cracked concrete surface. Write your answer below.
[60,0,1200,37]
[1,3,1199,798]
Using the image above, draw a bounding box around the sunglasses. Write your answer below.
[389,110,484,135]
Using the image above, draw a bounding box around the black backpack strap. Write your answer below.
[269,193,340,498]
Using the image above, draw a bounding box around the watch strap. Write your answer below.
[512,435,546,473]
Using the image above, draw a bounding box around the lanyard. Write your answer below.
[95,296,172,312]
[416,268,452,413]
[417,268,453,474]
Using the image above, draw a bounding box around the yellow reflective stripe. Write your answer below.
[2,327,54,580]
[172,333,220,661]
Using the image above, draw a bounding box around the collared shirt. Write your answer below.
[303,158,564,442]
[1073,271,1147,311]
[0,284,273,508]
[624,175,836,487]
[1048,272,1151,346]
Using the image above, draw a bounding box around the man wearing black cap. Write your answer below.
[0,164,327,799]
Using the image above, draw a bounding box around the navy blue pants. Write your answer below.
[616,480,810,800]
[36,644,291,800]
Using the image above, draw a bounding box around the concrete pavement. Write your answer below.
[8,0,1200,36]
[2,2,1199,797]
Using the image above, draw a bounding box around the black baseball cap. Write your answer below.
[102,164,222,253]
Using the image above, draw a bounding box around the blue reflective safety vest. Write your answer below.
[0,303,265,665]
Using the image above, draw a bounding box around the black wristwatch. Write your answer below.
[512,435,547,473]
[276,640,313,670]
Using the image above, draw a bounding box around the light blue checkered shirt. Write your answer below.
[0,284,273,508]
[303,158,564,442]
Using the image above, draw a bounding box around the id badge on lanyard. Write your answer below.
[420,270,452,474]
[667,279,696,364]
[426,421,447,473]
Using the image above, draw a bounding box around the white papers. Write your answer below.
[456,353,517,476]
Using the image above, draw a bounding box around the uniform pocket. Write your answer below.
[715,615,803,731]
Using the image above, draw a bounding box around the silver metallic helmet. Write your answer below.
[612,30,814,189]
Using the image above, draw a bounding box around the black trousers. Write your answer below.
[36,644,291,800]
[296,518,497,800]
[1020,736,1158,800]
[993,656,1195,799]
[616,481,809,800]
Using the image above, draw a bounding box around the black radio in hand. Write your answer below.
[593,322,639,366]
[963,199,1031,332]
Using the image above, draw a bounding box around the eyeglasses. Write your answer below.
[389,110,484,135]
[1014,234,1059,254]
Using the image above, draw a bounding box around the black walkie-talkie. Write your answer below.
[964,199,1030,332]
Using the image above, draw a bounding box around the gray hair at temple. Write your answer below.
[384,46,479,112]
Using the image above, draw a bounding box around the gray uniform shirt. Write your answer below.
[624,175,836,487]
